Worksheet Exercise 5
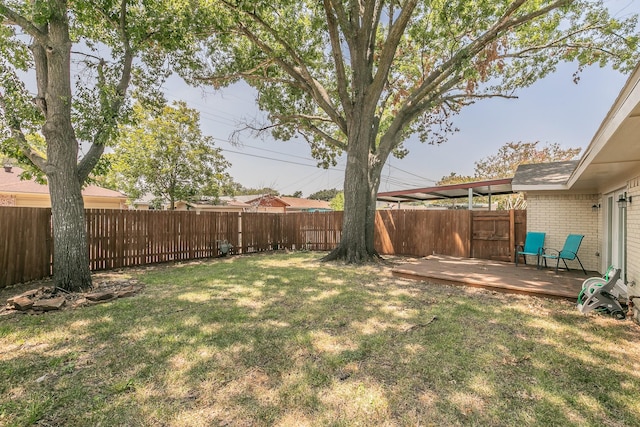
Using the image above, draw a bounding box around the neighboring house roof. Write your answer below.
[132,195,254,210]
[244,194,332,211]
[277,196,331,210]
[0,166,126,198]
[217,197,253,208]
[174,199,247,212]
[187,197,252,209]
[246,194,287,207]
[132,193,158,205]
[512,161,578,189]
[229,194,274,204]
[513,63,640,193]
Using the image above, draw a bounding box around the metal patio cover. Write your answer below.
[376,178,514,204]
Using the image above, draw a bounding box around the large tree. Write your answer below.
[108,101,232,210]
[0,1,205,291]
[193,0,638,263]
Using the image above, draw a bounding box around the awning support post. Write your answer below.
[488,186,492,211]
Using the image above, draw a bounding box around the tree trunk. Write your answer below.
[40,4,92,292]
[365,163,384,254]
[48,168,92,292]
[323,124,382,263]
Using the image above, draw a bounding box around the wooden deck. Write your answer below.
[392,255,597,300]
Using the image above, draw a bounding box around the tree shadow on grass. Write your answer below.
[1,252,639,426]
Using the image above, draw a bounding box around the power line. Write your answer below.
[221,148,344,171]
[229,141,322,163]
[278,169,327,193]
[222,142,429,190]
[163,90,434,190]
[387,164,438,183]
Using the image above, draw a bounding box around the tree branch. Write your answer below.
[503,43,616,60]
[77,143,105,182]
[232,117,347,152]
[327,0,352,39]
[441,92,519,103]
[504,0,574,29]
[369,0,418,106]
[324,1,352,121]
[0,94,47,171]
[115,0,133,98]
[197,58,282,87]
[365,0,384,67]
[0,4,48,45]
[400,0,573,120]
[272,113,336,123]
[31,42,49,116]
[378,72,464,159]
[304,123,348,151]
[219,1,349,134]
[77,0,134,183]
[70,50,103,62]
[234,20,348,134]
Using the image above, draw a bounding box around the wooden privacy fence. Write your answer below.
[374,209,526,261]
[0,207,52,287]
[376,210,471,257]
[0,207,526,288]
[240,212,343,253]
[86,210,239,270]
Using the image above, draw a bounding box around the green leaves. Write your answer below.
[195,0,639,156]
[109,101,233,208]
[1,0,227,179]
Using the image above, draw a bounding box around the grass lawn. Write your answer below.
[1,251,639,426]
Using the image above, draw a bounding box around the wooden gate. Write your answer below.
[470,210,526,262]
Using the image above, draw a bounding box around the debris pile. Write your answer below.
[1,280,143,316]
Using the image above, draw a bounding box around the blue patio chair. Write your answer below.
[541,234,587,274]
[515,232,545,268]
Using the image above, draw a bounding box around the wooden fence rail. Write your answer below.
[0,207,525,288]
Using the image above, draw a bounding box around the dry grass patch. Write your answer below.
[1,251,639,426]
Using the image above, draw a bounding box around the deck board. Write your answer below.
[392,255,595,300]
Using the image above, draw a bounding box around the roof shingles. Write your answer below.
[0,167,126,198]
[512,161,578,187]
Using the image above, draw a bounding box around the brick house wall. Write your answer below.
[627,176,640,323]
[526,193,600,272]
[528,186,640,324]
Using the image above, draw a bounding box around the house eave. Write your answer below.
[512,184,570,192]
[566,63,640,190]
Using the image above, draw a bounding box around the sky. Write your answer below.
[162,1,640,197]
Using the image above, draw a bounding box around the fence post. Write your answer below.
[509,209,515,262]
[467,211,473,258]
[238,212,243,254]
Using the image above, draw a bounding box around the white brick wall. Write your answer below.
[527,193,600,272]
[627,177,640,324]
[527,185,640,324]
